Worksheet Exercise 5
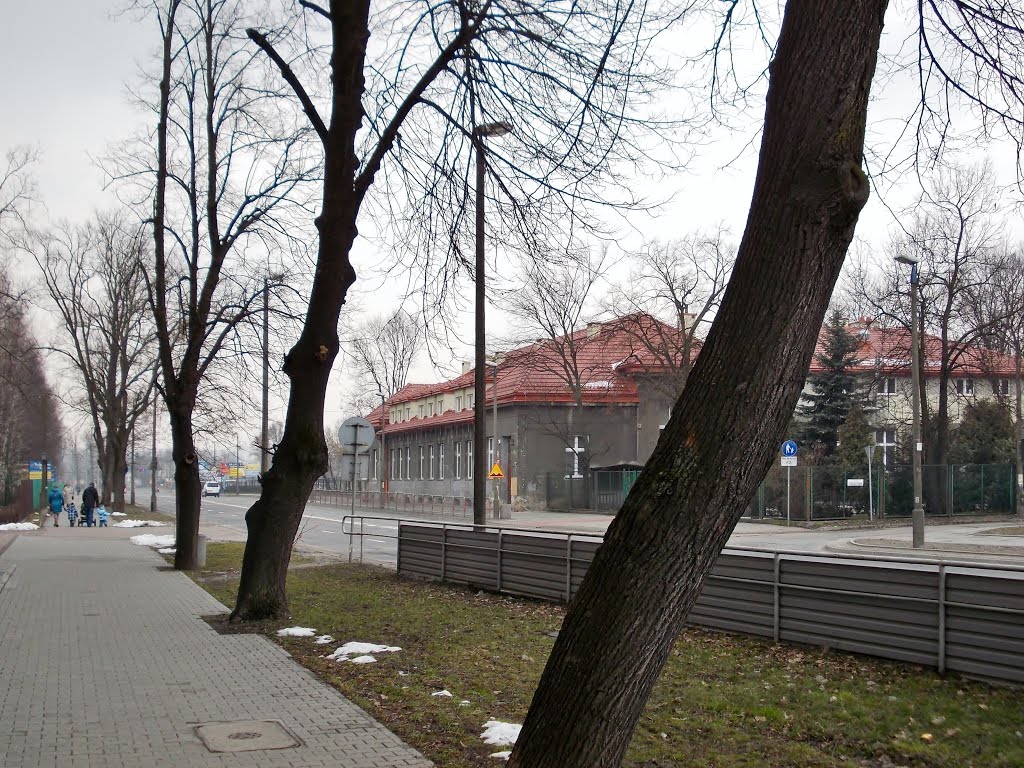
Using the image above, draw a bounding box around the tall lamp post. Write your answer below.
[472,120,512,526]
[235,434,241,496]
[895,253,925,547]
[377,391,388,501]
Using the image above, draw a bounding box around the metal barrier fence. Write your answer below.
[386,520,1024,685]
[749,463,1017,521]
[313,489,489,519]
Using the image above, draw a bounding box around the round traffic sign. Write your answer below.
[339,416,374,453]
[781,440,798,457]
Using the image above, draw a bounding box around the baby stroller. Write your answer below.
[79,506,95,527]
[66,502,79,527]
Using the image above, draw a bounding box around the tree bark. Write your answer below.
[230,0,367,620]
[508,2,887,766]
[169,404,201,571]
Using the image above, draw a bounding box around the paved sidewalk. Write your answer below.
[0,534,431,768]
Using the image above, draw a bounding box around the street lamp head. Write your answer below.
[474,121,512,138]
[894,254,920,266]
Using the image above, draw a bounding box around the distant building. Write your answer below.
[806,319,1019,464]
[367,314,689,508]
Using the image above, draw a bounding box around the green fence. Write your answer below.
[746,464,1017,521]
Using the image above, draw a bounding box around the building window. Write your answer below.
[565,435,585,478]
[428,402,434,417]
[994,379,1010,396]
[875,429,897,466]
[488,436,494,467]
[389,448,396,480]
[418,404,424,418]
[456,395,463,411]
[877,377,896,397]
[455,442,462,479]
[439,444,445,479]
[404,408,410,421]
[468,394,474,410]
[371,449,378,480]
[438,399,444,413]
[955,378,975,396]
[429,445,435,479]
[467,441,473,479]
[419,446,425,479]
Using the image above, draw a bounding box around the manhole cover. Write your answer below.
[195,720,300,753]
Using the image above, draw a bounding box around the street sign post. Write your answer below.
[865,444,876,521]
[339,416,374,522]
[780,440,798,525]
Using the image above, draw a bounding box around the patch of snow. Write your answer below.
[431,690,453,698]
[157,548,176,554]
[460,700,471,706]
[481,720,521,747]
[129,534,176,548]
[110,511,128,517]
[490,751,512,760]
[114,519,168,528]
[350,655,376,664]
[398,671,409,677]
[277,626,317,637]
[334,641,401,656]
[583,380,612,389]
[314,635,334,645]
[0,522,38,531]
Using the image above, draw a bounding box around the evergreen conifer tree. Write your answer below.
[797,310,865,461]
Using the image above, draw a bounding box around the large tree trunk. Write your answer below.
[169,404,202,570]
[230,0,367,621]
[508,3,886,766]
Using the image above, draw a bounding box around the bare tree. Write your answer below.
[35,211,158,512]
[850,161,1011,507]
[119,0,314,568]
[0,146,37,252]
[508,3,1024,767]
[231,0,683,620]
[344,309,420,407]
[608,227,735,398]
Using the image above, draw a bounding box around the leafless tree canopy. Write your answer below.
[35,210,159,510]
[0,146,37,252]
[344,308,420,412]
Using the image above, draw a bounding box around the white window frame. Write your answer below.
[467,441,473,480]
[439,444,445,480]
[875,428,897,467]
[995,378,1010,396]
[389,448,396,480]
[564,435,585,479]
[418,404,424,418]
[956,378,975,396]
[429,445,436,479]
[454,442,462,479]
[429,402,435,417]
[488,436,494,467]
[878,377,896,397]
[456,395,463,411]
[438,399,444,413]
[405,447,411,480]
[372,449,378,480]
[419,446,425,479]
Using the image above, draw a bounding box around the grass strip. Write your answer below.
[189,542,1024,767]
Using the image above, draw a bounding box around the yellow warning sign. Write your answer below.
[488,462,505,479]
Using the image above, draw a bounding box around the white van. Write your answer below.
[202,480,222,498]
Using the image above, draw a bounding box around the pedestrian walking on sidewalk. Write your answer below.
[82,482,99,528]
[47,485,64,527]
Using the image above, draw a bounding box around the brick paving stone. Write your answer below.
[0,537,432,768]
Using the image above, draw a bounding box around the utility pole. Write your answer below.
[235,435,241,495]
[87,440,95,486]
[130,427,136,506]
[73,435,81,490]
[150,397,157,514]
[492,356,501,518]
[896,253,925,547]
[261,274,270,476]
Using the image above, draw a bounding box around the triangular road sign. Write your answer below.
[488,462,505,479]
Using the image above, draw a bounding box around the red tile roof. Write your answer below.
[367,313,691,432]
[810,320,1019,377]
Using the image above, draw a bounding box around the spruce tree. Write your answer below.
[797,309,865,461]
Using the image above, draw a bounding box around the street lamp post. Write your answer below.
[895,253,925,547]
[235,435,241,496]
[472,120,512,526]
[377,391,388,503]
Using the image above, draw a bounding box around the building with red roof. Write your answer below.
[365,313,691,508]
[806,318,1019,464]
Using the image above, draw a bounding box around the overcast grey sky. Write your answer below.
[3,1,1021,441]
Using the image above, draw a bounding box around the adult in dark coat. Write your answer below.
[81,482,100,527]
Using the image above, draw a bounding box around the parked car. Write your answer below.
[202,480,222,498]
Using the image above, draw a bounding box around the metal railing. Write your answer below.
[387,520,1024,685]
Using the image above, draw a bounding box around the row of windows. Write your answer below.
[376,439,503,481]
[389,394,475,424]
[876,377,1011,397]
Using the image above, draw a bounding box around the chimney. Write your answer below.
[586,322,602,339]
[462,360,472,374]
[677,312,696,333]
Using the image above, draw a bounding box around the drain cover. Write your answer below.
[195,720,300,753]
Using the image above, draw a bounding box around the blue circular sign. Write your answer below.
[781,440,798,457]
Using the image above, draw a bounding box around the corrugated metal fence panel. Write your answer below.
[500,534,578,601]
[779,558,940,666]
[397,524,445,579]
[395,525,1024,685]
[689,551,775,638]
[944,568,1024,683]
